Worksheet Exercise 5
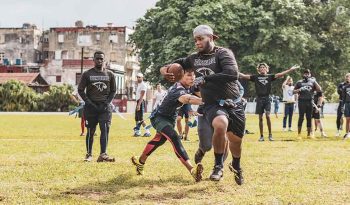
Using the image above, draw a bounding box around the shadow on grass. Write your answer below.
[45,173,204,203]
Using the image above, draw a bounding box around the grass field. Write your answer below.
[0,113,349,204]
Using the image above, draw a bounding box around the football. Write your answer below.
[168,63,184,82]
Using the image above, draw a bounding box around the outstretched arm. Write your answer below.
[239,72,251,80]
[178,94,203,105]
[282,76,291,89]
[275,65,298,78]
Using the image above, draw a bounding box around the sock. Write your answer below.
[232,157,241,170]
[214,153,224,168]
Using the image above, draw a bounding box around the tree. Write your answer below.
[130,0,350,101]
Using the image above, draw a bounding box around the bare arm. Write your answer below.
[239,72,251,80]
[275,65,298,78]
[282,76,290,89]
[178,94,203,105]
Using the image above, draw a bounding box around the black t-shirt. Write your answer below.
[174,47,239,105]
[342,83,350,103]
[249,74,276,97]
[78,68,116,103]
[153,82,192,120]
[337,82,346,101]
[294,78,318,101]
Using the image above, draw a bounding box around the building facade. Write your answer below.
[40,22,141,99]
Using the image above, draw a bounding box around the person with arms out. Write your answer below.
[131,70,204,182]
[282,76,297,131]
[240,63,298,141]
[293,69,322,139]
[78,51,116,162]
[342,73,350,140]
[133,73,151,137]
[161,25,245,185]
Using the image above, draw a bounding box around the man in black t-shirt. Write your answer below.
[293,69,322,139]
[240,63,298,141]
[342,73,350,140]
[161,25,245,185]
[336,81,346,137]
[78,51,116,162]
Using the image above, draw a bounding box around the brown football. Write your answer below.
[168,63,184,82]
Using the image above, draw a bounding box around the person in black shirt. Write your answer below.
[312,91,327,137]
[336,81,346,137]
[78,51,116,162]
[342,73,350,140]
[161,25,245,185]
[293,69,322,139]
[240,63,298,141]
[131,70,204,182]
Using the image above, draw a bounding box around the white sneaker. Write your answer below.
[335,130,340,137]
[283,128,287,132]
[343,133,350,140]
[321,132,327,138]
[288,128,293,132]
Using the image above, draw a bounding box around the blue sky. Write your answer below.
[0,0,158,29]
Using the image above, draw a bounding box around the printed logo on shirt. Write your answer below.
[196,67,215,77]
[288,90,294,96]
[258,77,269,85]
[194,57,216,67]
[92,82,107,92]
[300,85,313,91]
[90,76,110,81]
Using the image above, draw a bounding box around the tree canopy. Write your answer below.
[130,0,350,101]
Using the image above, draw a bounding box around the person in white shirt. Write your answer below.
[282,76,297,131]
[152,84,167,110]
[134,73,151,137]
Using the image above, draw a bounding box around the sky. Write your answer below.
[0,0,158,29]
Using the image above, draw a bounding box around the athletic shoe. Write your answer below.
[228,163,244,185]
[288,128,293,132]
[84,154,92,162]
[335,130,341,137]
[308,132,315,139]
[343,133,350,140]
[80,133,85,136]
[194,149,205,164]
[209,165,224,181]
[268,134,274,141]
[133,130,141,137]
[258,136,264,142]
[283,128,287,132]
[191,163,204,182]
[143,132,151,137]
[131,156,144,175]
[321,132,327,138]
[97,153,115,162]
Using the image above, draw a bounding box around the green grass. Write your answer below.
[0,113,349,204]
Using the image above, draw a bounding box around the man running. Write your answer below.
[161,25,245,185]
[293,69,322,139]
[131,69,204,182]
[78,51,116,162]
[239,63,298,141]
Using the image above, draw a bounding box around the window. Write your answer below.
[56,75,61,82]
[0,52,4,63]
[58,34,64,43]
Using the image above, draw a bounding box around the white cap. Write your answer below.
[193,25,219,39]
[137,73,144,78]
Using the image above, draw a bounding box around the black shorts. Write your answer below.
[203,102,246,138]
[84,103,112,128]
[178,106,190,119]
[312,108,321,119]
[255,97,271,114]
[135,100,145,121]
